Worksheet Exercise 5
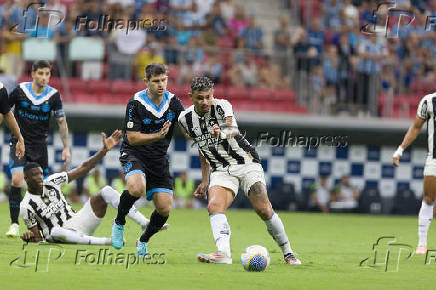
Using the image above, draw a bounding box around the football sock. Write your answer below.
[418,200,433,247]
[265,213,293,255]
[51,227,111,245]
[139,210,168,242]
[115,190,139,226]
[9,186,22,224]
[210,213,231,257]
[100,186,148,227]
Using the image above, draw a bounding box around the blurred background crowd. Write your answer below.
[1,0,436,117]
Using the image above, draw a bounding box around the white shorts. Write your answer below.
[209,162,266,196]
[63,200,102,235]
[424,157,436,176]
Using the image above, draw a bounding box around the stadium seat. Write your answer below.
[67,78,88,94]
[274,88,296,102]
[391,188,419,215]
[213,85,227,98]
[268,182,297,211]
[71,93,100,104]
[358,187,382,214]
[89,80,110,94]
[250,88,273,100]
[111,81,136,95]
[228,87,250,100]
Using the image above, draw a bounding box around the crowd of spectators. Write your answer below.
[1,0,436,117]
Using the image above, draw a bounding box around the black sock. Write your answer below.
[9,186,22,224]
[139,210,168,243]
[115,190,139,225]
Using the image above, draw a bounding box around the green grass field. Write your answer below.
[0,202,435,290]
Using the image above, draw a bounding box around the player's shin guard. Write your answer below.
[139,210,168,242]
[210,213,231,257]
[9,186,22,224]
[115,190,139,226]
[265,213,293,255]
[100,186,148,227]
[418,201,434,247]
[51,227,111,245]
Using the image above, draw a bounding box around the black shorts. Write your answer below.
[9,142,49,176]
[120,150,173,201]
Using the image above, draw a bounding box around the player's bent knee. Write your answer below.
[127,184,145,197]
[11,172,23,187]
[156,205,171,217]
[207,201,225,214]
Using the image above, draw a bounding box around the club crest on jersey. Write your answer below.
[209,118,218,127]
[216,106,225,117]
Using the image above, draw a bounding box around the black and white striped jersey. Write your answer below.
[417,93,436,158]
[178,98,260,171]
[20,172,75,241]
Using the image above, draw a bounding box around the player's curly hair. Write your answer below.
[190,76,214,92]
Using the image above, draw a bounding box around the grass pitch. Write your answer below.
[0,202,434,290]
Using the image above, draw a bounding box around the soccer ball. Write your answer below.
[240,245,271,272]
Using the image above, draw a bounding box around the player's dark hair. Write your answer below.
[190,76,214,93]
[23,162,41,174]
[32,60,51,72]
[145,63,167,80]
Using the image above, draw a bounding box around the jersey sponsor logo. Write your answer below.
[127,121,134,128]
[21,101,29,108]
[51,175,66,186]
[209,118,218,127]
[154,118,165,124]
[17,109,49,121]
[31,105,40,111]
[143,118,152,124]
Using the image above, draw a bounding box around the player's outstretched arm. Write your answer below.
[4,111,24,159]
[127,121,172,145]
[20,226,43,243]
[193,150,210,199]
[393,116,426,167]
[67,130,122,182]
[56,116,71,165]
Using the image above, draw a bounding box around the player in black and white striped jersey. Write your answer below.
[20,130,151,245]
[393,92,436,255]
[178,77,301,265]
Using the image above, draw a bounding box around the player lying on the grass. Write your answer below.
[20,130,164,244]
[178,77,301,265]
[393,94,436,255]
